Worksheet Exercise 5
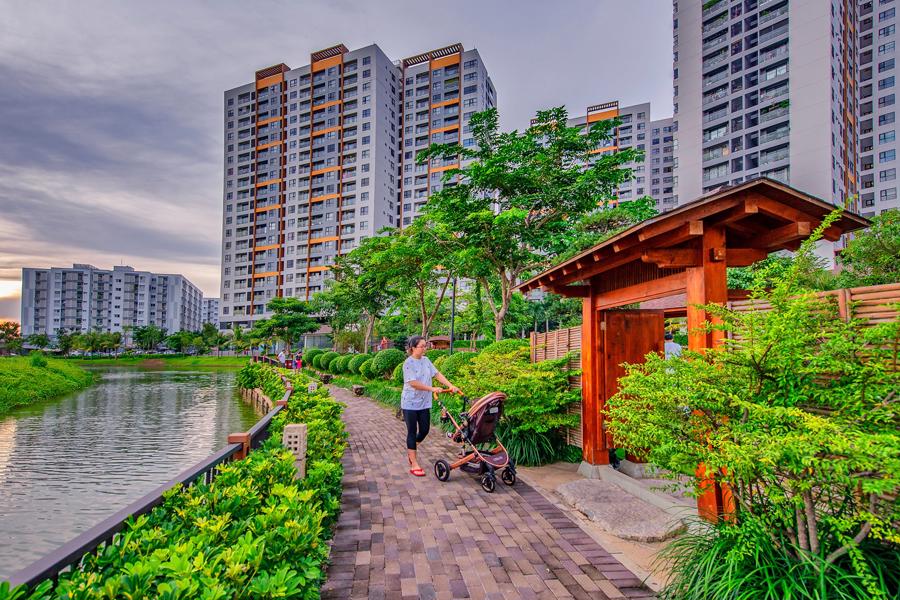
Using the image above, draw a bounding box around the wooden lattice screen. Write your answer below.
[529,283,900,451]
[531,326,583,447]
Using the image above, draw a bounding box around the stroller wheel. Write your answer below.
[501,467,516,486]
[480,474,496,493]
[434,459,451,482]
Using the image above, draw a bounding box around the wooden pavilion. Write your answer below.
[517,178,869,517]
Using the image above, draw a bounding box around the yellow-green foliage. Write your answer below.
[0,356,95,414]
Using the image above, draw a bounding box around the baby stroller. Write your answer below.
[433,390,517,493]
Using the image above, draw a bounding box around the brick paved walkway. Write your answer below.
[320,387,656,600]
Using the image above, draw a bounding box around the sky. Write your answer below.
[0,0,673,322]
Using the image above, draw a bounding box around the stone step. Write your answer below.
[557,479,686,543]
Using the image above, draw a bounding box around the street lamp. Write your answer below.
[449,276,457,355]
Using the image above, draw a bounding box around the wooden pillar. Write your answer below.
[580,290,608,465]
[685,224,731,520]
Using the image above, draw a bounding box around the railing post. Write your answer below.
[227,432,251,460]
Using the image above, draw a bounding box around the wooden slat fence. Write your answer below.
[531,326,583,447]
[529,283,900,450]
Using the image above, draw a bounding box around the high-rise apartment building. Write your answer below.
[219,43,494,330]
[565,101,677,210]
[858,0,900,217]
[21,264,203,338]
[398,44,496,226]
[202,298,220,328]
[673,0,863,230]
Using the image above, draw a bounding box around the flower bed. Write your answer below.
[6,362,345,600]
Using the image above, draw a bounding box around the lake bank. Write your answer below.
[0,356,95,415]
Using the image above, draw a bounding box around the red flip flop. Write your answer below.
[409,468,426,477]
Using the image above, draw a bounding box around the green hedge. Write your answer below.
[348,354,370,375]
[320,352,340,372]
[437,352,477,381]
[371,349,405,378]
[0,356,95,415]
[303,348,325,364]
[359,358,375,380]
[13,362,346,599]
[333,355,353,374]
[480,338,529,356]
[425,349,448,362]
[392,362,404,386]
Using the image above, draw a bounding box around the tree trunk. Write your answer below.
[363,313,376,352]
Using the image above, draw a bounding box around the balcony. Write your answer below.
[760,84,788,103]
[759,127,789,144]
[760,105,789,123]
[702,0,726,18]
[703,34,728,52]
[703,70,729,88]
[703,15,729,34]
[703,87,729,106]
[703,51,729,70]
[759,25,789,44]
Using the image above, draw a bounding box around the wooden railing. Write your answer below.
[8,358,293,590]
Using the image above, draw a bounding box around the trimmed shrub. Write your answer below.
[29,352,48,368]
[359,358,375,380]
[480,338,529,356]
[425,349,448,362]
[312,353,326,370]
[303,348,325,364]
[320,351,340,372]
[392,362,404,386]
[335,354,353,374]
[348,354,370,375]
[433,355,447,370]
[327,354,345,374]
[371,348,406,378]
[438,351,477,381]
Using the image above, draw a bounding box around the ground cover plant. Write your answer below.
[0,355,95,415]
[2,362,346,600]
[606,216,900,600]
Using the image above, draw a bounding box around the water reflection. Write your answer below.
[0,368,259,580]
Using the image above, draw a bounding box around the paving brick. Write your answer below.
[319,387,655,599]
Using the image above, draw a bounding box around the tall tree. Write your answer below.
[420,107,642,339]
[25,333,51,350]
[370,222,457,337]
[133,324,166,351]
[55,328,76,356]
[250,297,318,353]
[0,322,23,355]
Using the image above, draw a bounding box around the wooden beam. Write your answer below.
[754,196,841,241]
[726,248,769,267]
[755,221,811,248]
[593,271,687,310]
[641,249,701,268]
[636,197,741,243]
[709,197,759,227]
[550,285,591,298]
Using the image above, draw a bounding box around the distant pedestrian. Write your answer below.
[294,351,302,371]
[277,349,286,365]
[664,332,682,360]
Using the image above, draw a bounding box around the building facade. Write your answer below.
[219,43,494,330]
[565,102,677,210]
[673,0,867,230]
[21,264,203,339]
[398,44,496,226]
[858,0,900,217]
[203,297,220,328]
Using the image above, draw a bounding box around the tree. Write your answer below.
[230,323,249,355]
[420,107,641,340]
[25,333,51,350]
[838,208,900,286]
[319,236,399,351]
[164,330,193,353]
[370,222,457,337]
[133,324,166,351]
[556,196,658,262]
[55,328,76,356]
[251,297,318,353]
[0,321,23,355]
[100,332,121,356]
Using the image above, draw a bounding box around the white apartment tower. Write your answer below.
[21,264,203,338]
[673,0,862,229]
[858,0,900,217]
[202,298,220,328]
[219,43,494,330]
[565,102,677,210]
[398,44,496,226]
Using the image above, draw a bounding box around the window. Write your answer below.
[463,59,477,69]
[362,69,371,78]
[880,111,896,125]
[362,56,370,65]
[464,85,477,95]
[764,63,788,81]
[880,130,896,143]
[879,149,896,162]
[880,187,898,201]
[880,76,896,89]
[880,25,896,36]
[880,58,896,71]
[880,41,897,54]
[880,8,896,20]
[880,93,896,107]
[880,168,897,181]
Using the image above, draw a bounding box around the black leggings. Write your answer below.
[403,408,431,450]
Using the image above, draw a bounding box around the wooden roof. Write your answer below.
[519,178,870,296]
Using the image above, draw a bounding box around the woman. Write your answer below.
[401,335,459,477]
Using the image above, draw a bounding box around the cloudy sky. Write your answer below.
[0,0,672,322]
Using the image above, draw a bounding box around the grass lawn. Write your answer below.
[71,355,252,369]
[0,356,96,415]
